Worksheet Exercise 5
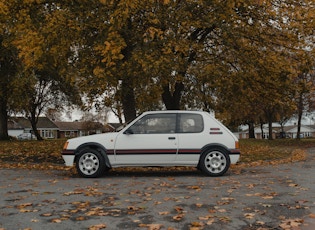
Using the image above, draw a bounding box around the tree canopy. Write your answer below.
[0,0,315,139]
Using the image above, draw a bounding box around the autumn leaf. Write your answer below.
[195,203,203,208]
[190,222,204,228]
[89,224,107,230]
[16,203,32,209]
[41,213,53,217]
[244,213,255,219]
[217,209,227,213]
[76,216,86,221]
[51,218,62,223]
[206,219,215,225]
[173,214,185,221]
[138,223,163,230]
[158,211,169,215]
[64,190,83,196]
[208,209,217,214]
[288,183,298,187]
[187,185,202,191]
[198,215,214,221]
[262,195,274,200]
[174,206,184,213]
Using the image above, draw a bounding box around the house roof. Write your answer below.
[108,123,123,129]
[54,121,104,131]
[54,121,84,131]
[8,117,58,129]
[7,119,24,130]
[285,125,315,133]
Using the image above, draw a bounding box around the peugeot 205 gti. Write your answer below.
[61,111,240,177]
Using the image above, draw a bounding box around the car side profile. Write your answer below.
[61,111,240,178]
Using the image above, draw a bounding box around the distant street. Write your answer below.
[1,149,315,230]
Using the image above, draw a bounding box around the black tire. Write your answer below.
[75,148,106,178]
[199,148,230,176]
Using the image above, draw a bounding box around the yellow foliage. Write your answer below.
[0,1,8,15]
[12,28,44,68]
[2,0,315,120]
[161,0,170,5]
[23,0,42,3]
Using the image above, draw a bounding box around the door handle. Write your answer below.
[168,137,176,140]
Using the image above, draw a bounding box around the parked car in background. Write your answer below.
[17,133,36,140]
[61,111,240,178]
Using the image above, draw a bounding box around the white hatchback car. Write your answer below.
[61,111,240,177]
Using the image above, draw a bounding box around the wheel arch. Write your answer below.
[199,143,230,166]
[74,142,111,169]
[201,143,230,153]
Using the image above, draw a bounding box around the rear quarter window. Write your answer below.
[178,114,204,133]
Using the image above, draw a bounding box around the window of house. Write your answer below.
[40,130,54,138]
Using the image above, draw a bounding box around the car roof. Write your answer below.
[142,110,207,115]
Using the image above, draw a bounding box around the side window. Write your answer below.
[179,114,204,133]
[128,114,176,134]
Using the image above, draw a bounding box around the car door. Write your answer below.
[114,113,178,165]
[176,113,205,164]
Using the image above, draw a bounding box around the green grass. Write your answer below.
[0,138,313,169]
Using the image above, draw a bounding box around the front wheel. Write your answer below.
[199,149,230,176]
[76,148,106,178]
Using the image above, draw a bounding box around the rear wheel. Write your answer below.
[76,148,106,178]
[199,149,230,176]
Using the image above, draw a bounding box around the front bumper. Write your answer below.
[61,150,75,166]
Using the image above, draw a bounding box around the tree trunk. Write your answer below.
[162,82,184,110]
[248,121,255,138]
[296,94,303,140]
[121,78,136,123]
[0,100,9,140]
[268,119,273,140]
[264,108,274,140]
[28,113,43,141]
[260,122,264,139]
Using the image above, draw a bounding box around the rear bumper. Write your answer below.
[229,149,241,164]
[61,150,75,166]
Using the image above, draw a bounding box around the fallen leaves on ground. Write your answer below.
[89,224,107,230]
[139,223,164,230]
[279,218,304,229]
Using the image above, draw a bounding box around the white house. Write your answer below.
[285,125,314,138]
[236,124,315,139]
[8,117,59,139]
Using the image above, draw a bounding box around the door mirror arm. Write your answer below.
[124,129,134,135]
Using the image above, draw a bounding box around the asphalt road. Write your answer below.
[0,149,315,230]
